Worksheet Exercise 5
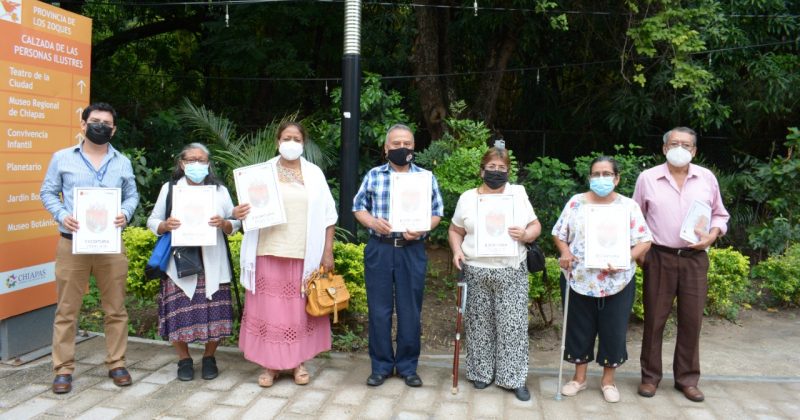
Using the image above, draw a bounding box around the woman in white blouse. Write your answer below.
[448,144,541,402]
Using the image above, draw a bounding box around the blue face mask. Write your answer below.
[589,176,615,197]
[184,162,209,183]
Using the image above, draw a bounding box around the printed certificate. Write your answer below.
[233,162,286,232]
[584,204,630,269]
[72,188,121,254]
[389,171,432,232]
[475,194,517,257]
[171,185,217,246]
[680,200,712,244]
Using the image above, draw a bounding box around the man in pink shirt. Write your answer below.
[632,127,730,403]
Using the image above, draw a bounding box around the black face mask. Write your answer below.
[387,147,414,166]
[482,170,508,190]
[85,122,113,145]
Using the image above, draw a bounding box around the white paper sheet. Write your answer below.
[680,200,712,244]
[72,187,121,254]
[389,171,432,232]
[171,185,217,246]
[584,204,630,270]
[475,194,517,257]
[233,162,286,232]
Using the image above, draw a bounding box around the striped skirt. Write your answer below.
[158,274,233,343]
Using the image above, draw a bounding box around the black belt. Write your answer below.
[60,232,73,240]
[651,243,703,257]
[371,235,422,248]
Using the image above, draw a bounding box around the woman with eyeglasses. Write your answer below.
[233,122,337,388]
[447,144,541,401]
[552,155,652,403]
[147,143,240,381]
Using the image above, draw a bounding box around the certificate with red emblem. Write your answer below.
[233,162,286,232]
[584,204,630,269]
[171,185,217,246]
[475,194,517,257]
[72,188,121,254]
[389,171,432,232]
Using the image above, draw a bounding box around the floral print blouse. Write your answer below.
[552,193,652,297]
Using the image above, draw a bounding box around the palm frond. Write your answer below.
[178,98,238,147]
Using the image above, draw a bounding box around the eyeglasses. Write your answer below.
[87,119,113,128]
[182,158,209,164]
[590,171,616,178]
[666,142,695,150]
[484,165,508,172]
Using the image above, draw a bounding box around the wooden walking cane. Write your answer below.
[451,270,468,394]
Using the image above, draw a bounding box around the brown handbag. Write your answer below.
[305,267,350,323]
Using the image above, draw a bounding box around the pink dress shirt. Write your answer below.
[633,163,729,249]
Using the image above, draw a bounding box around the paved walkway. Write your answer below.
[1,335,799,419]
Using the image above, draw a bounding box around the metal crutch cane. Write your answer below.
[451,270,468,394]
[555,273,571,401]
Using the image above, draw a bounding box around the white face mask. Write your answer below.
[279,141,303,161]
[666,146,692,167]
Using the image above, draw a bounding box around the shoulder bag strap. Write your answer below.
[165,180,174,218]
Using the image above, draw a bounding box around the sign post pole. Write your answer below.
[0,0,91,361]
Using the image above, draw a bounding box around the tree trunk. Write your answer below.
[410,1,449,140]
[471,22,519,126]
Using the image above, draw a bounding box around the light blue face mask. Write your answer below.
[184,162,209,183]
[589,176,615,197]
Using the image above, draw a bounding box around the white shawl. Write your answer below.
[239,156,338,293]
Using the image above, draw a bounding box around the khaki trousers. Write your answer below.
[52,237,129,374]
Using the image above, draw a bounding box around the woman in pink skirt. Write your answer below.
[233,122,337,387]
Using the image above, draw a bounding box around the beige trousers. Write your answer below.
[52,237,129,374]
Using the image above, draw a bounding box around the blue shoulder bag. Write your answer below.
[145,182,175,280]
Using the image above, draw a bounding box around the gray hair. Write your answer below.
[385,123,414,145]
[180,142,211,158]
[663,127,697,146]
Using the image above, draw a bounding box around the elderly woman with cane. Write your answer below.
[448,143,541,401]
[552,156,651,403]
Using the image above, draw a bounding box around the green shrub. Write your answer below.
[520,157,578,255]
[122,227,159,299]
[706,247,751,320]
[333,241,368,315]
[752,243,800,306]
[745,128,800,256]
[632,267,645,321]
[528,257,561,325]
[630,247,751,321]
[227,232,243,280]
[430,147,487,244]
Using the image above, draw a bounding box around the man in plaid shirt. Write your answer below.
[353,124,444,388]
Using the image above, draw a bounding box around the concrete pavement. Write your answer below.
[1,334,799,419]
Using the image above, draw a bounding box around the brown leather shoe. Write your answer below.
[637,382,657,397]
[52,374,72,394]
[109,367,132,387]
[675,384,704,402]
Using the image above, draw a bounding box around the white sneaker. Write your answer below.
[561,380,587,396]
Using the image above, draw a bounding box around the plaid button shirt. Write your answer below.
[352,163,444,237]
